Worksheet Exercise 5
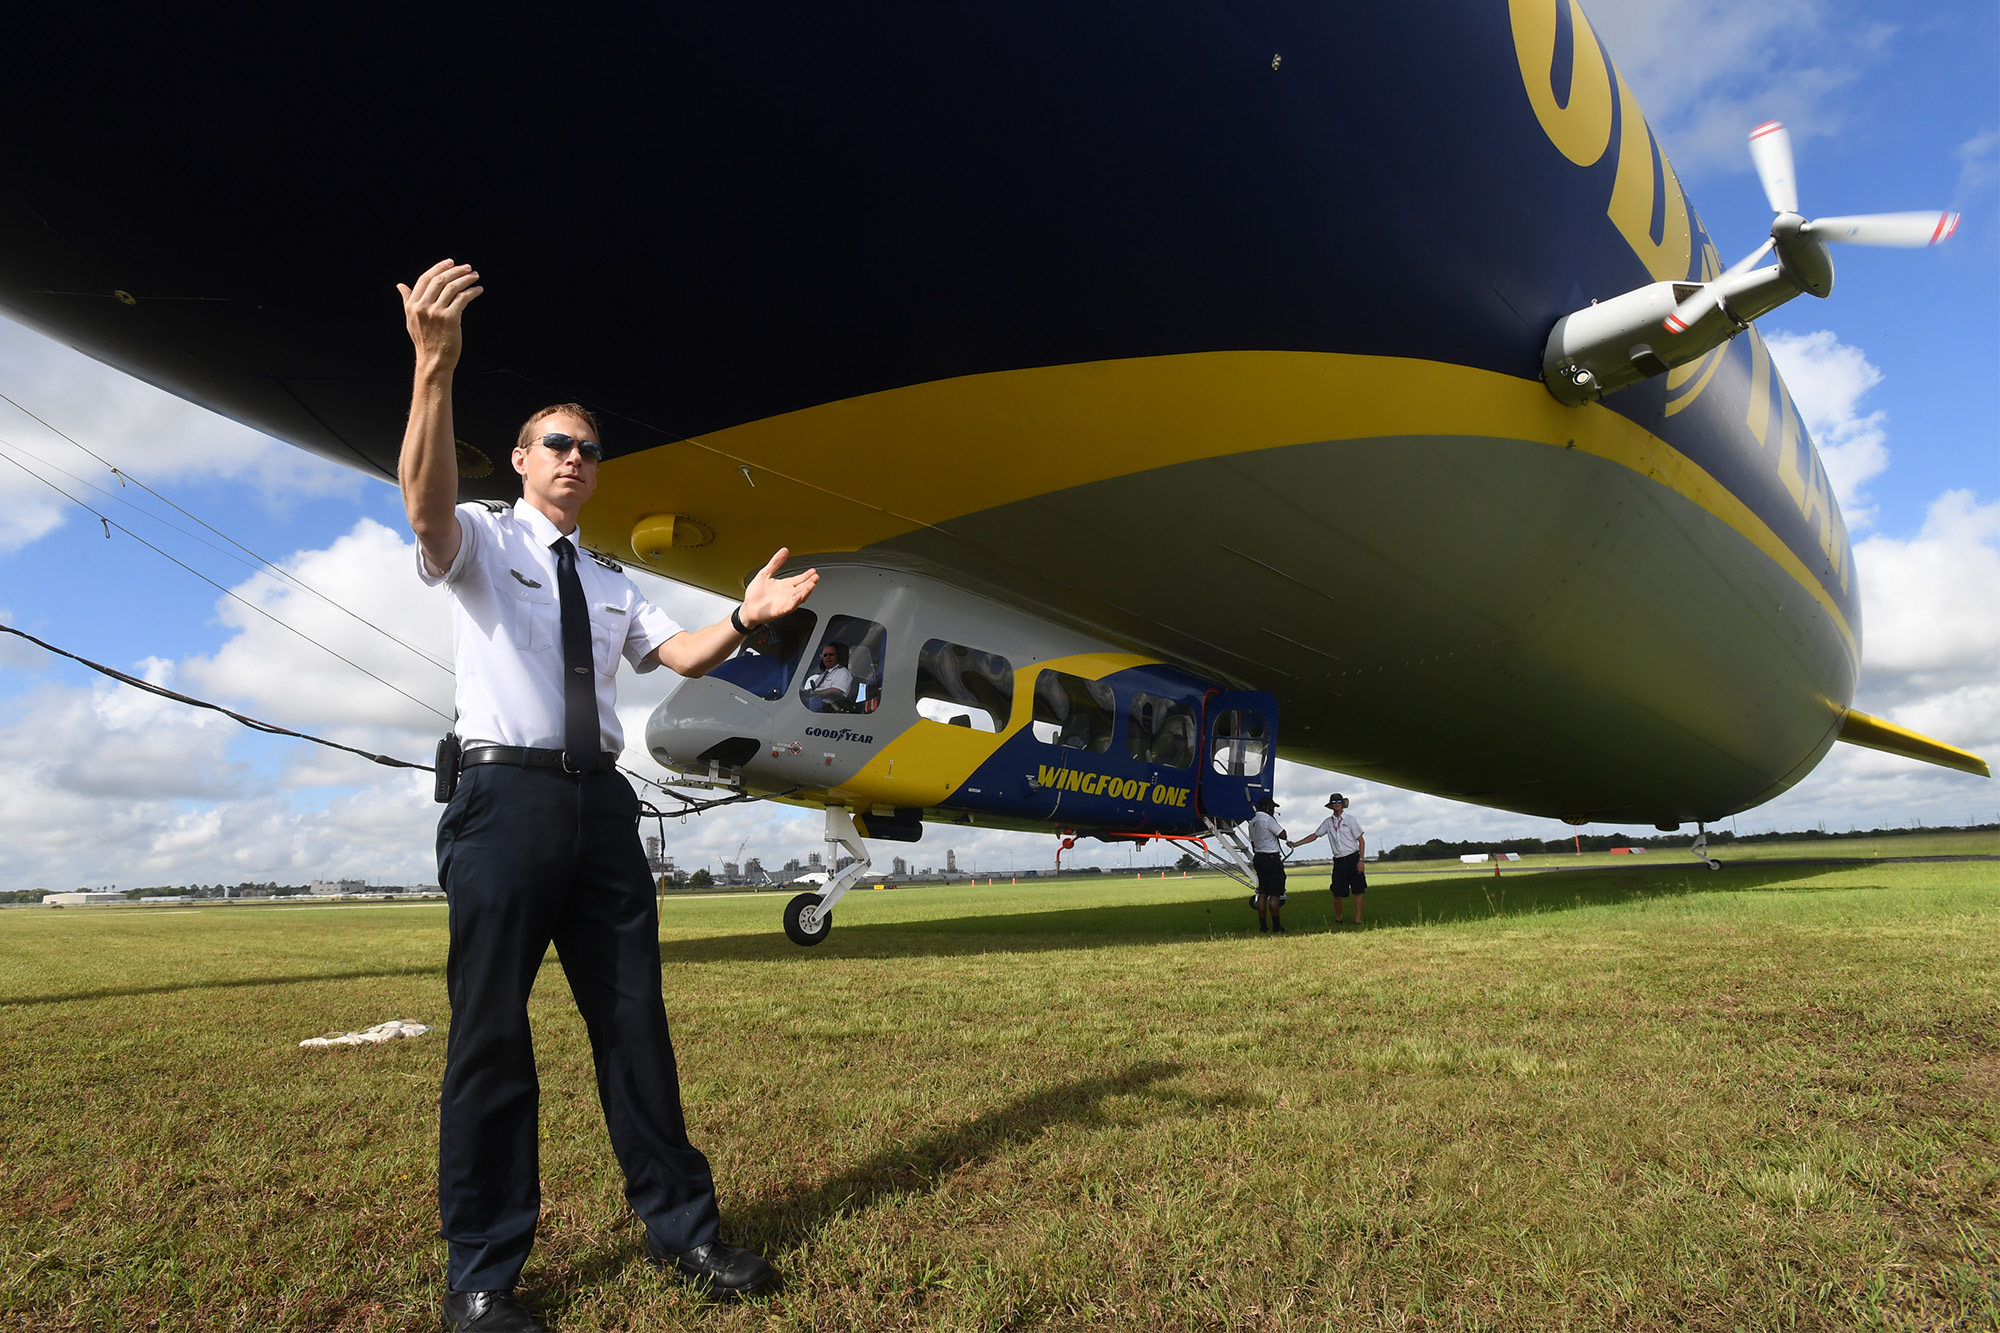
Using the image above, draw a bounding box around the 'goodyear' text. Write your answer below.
[805,726,875,744]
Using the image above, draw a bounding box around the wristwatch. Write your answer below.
[729,606,750,635]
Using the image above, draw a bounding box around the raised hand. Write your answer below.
[397,259,484,373]
[742,548,819,627]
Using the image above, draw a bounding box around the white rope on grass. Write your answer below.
[300,1019,433,1048]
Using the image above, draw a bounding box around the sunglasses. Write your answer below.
[534,432,604,462]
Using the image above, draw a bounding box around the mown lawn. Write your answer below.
[3,854,1997,1330]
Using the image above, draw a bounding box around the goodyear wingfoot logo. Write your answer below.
[806,726,875,745]
[1037,765,1190,807]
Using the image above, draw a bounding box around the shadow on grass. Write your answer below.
[541,1061,1215,1301]
[659,861,1884,965]
[0,964,443,1008]
[737,1059,1206,1246]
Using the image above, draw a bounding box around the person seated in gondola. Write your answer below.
[802,641,856,712]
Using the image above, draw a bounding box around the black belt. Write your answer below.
[460,745,619,774]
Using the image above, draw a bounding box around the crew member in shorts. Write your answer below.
[1245,796,1289,933]
[1291,793,1367,924]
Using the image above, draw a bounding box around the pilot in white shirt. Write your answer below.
[419,497,684,751]
[397,260,818,1322]
[801,641,856,711]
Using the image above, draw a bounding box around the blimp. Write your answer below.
[0,2,1982,942]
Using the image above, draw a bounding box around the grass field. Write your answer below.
[1351,827,2000,880]
[4,843,1998,1330]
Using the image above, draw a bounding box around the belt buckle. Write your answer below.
[560,751,582,775]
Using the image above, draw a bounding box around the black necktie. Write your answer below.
[552,537,600,768]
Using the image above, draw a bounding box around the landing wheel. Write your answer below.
[1705,858,1724,871]
[784,891,833,946]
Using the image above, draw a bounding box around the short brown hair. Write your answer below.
[516,403,602,454]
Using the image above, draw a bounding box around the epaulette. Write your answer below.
[475,499,510,513]
[587,549,624,572]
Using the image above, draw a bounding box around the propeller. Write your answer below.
[1664,121,1960,335]
[1804,212,1962,246]
[1748,120,1798,214]
[1662,238,1775,334]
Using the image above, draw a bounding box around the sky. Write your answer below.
[0,0,1994,892]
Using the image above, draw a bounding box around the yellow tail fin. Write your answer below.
[1837,709,1990,778]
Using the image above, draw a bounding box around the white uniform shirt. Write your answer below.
[1311,812,1366,857]
[419,500,684,753]
[804,664,855,701]
[1245,811,1286,855]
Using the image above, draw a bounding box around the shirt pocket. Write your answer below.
[506,581,557,653]
[590,602,632,676]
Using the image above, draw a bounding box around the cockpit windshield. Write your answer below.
[708,608,818,700]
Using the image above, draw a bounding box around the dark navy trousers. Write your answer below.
[435,762,719,1293]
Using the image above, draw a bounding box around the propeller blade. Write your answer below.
[1804,211,1962,247]
[1661,286,1717,335]
[1663,239,1777,334]
[1748,121,1798,214]
[1722,237,1777,278]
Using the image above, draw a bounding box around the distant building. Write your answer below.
[309,879,366,896]
[43,889,129,905]
[946,850,957,872]
[891,856,908,877]
[644,835,664,871]
[807,851,824,870]
[783,858,802,874]
[722,861,739,881]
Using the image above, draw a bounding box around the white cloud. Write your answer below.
[180,518,456,761]
[0,662,453,890]
[1583,0,1886,177]
[1764,328,1890,524]
[1852,490,2000,697]
[0,605,52,670]
[0,317,363,553]
[1748,488,2000,831]
[1956,127,2000,203]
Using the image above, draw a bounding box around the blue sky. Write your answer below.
[0,0,1994,891]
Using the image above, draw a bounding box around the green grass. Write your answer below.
[4,856,1999,1330]
[1360,826,2000,879]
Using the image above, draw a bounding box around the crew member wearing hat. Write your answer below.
[1245,796,1289,933]
[1291,794,1367,923]
[399,260,817,1328]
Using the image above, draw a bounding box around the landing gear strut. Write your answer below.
[783,805,872,946]
[1690,821,1723,871]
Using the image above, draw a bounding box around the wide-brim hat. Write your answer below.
[1325,793,1347,808]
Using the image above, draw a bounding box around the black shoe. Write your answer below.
[1273,922,1286,933]
[442,1290,545,1332]
[646,1238,777,1300]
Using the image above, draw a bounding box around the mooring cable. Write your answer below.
[0,394,456,673]
[0,446,454,723]
[0,621,434,772]
[0,393,783,817]
[0,621,788,818]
